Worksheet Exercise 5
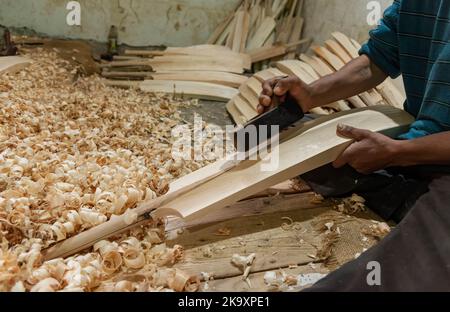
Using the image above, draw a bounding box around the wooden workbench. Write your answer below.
[167,191,384,292]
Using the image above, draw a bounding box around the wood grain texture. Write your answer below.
[226,99,247,125]
[253,68,285,82]
[238,83,260,110]
[0,56,31,75]
[233,94,258,121]
[246,17,277,50]
[149,71,248,88]
[154,107,414,221]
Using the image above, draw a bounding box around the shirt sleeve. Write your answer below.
[359,0,401,78]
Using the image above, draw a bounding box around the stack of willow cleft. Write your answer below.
[227,32,406,125]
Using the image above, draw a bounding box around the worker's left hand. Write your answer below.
[332,124,402,174]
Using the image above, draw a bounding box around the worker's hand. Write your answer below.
[332,124,402,174]
[258,76,313,114]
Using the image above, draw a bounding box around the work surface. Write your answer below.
[166,189,388,292]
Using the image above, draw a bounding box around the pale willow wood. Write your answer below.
[0,56,31,75]
[246,17,277,50]
[253,67,285,82]
[154,106,414,221]
[226,100,247,126]
[149,71,248,89]
[233,94,259,121]
[140,80,239,102]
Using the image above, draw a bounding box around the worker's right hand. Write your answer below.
[258,76,313,114]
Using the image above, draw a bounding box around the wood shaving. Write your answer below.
[335,194,367,215]
[281,217,294,231]
[214,227,231,236]
[0,48,207,292]
[231,253,256,280]
[310,193,325,204]
[362,221,391,241]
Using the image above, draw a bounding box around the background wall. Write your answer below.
[302,0,393,44]
[0,0,394,47]
[0,0,241,46]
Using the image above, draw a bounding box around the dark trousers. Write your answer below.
[300,164,450,292]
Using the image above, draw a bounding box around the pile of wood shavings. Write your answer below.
[0,48,208,292]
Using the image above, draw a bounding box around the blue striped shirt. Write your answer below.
[359,0,450,139]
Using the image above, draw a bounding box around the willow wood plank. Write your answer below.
[0,56,32,75]
[231,10,250,53]
[285,16,305,59]
[123,47,252,71]
[238,83,260,110]
[233,94,259,121]
[153,106,414,221]
[332,32,360,58]
[325,39,353,63]
[150,54,248,71]
[246,17,277,50]
[140,80,239,101]
[226,100,247,125]
[253,67,285,82]
[245,76,264,97]
[149,71,248,88]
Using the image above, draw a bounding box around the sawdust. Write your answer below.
[311,210,390,271]
[0,47,209,292]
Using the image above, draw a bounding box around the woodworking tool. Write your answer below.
[234,77,305,152]
[0,27,18,56]
[101,25,119,61]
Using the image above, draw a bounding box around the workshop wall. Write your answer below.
[0,0,241,46]
[302,0,393,44]
[0,0,394,46]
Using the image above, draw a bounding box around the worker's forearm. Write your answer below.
[307,55,388,109]
[392,131,450,167]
